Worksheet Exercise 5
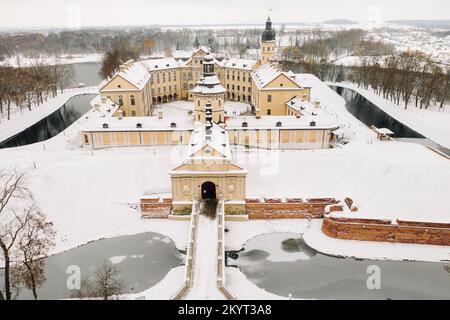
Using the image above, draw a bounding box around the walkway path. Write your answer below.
[185,200,225,299]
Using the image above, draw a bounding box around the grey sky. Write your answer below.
[1,0,449,28]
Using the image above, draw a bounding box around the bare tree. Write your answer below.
[94,260,125,300]
[16,209,56,300]
[0,169,55,300]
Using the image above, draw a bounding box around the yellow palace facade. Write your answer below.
[84,17,340,151]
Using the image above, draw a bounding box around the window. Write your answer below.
[136,123,142,128]
[118,96,123,106]
[170,122,177,128]
[276,122,282,127]
[130,95,136,106]
[267,95,272,102]
[242,122,248,128]
[267,109,271,115]
[84,134,89,144]
[131,110,136,116]
[117,85,121,88]
[198,100,200,107]
[219,100,221,106]
[103,123,109,129]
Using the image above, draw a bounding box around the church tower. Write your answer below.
[261,16,276,64]
[192,53,226,124]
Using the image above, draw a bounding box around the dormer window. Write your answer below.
[136,123,142,128]
[170,122,177,128]
[166,64,169,67]
[310,121,316,127]
[102,123,109,129]
[242,122,248,128]
[276,121,282,127]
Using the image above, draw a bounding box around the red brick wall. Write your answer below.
[141,199,172,218]
[322,217,450,246]
[246,199,335,220]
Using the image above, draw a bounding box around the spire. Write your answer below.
[262,11,276,42]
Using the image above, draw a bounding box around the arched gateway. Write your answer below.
[201,181,216,200]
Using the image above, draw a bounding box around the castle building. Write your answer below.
[192,54,226,124]
[170,106,247,214]
[85,17,340,151]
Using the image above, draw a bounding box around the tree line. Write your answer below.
[282,51,449,111]
[281,29,395,63]
[0,63,74,120]
[352,52,449,110]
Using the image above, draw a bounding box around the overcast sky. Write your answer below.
[1,0,449,29]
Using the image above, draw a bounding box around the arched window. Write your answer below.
[103,123,109,129]
[242,122,248,128]
[276,122,282,127]
[170,122,177,128]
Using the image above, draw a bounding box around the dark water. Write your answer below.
[232,233,450,300]
[330,86,450,155]
[69,62,102,88]
[0,94,96,149]
[0,232,184,300]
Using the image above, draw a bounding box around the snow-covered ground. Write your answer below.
[329,82,450,149]
[0,74,449,299]
[0,87,99,143]
[0,53,102,67]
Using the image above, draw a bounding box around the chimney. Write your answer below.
[255,108,261,119]
[158,109,163,119]
[302,93,307,102]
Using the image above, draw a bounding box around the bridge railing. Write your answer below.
[171,199,200,300]
[216,199,236,300]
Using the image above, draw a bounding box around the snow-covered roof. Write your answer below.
[373,127,394,135]
[286,96,320,114]
[142,57,182,71]
[81,116,194,132]
[252,64,280,88]
[223,58,257,70]
[226,115,339,131]
[100,61,151,91]
[292,74,316,88]
[187,124,231,159]
[192,75,226,95]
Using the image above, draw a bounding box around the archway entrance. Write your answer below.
[201,181,216,200]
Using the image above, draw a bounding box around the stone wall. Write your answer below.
[141,197,172,218]
[322,216,450,246]
[246,198,337,220]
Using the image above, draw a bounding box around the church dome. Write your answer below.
[262,17,276,42]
